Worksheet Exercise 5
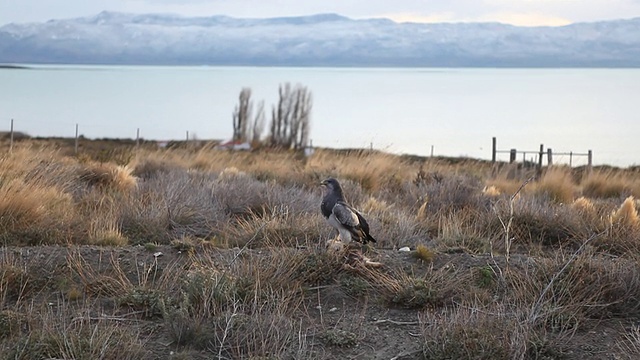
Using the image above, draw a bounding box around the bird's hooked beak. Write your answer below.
[320,179,328,187]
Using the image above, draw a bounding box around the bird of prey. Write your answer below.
[320,178,376,244]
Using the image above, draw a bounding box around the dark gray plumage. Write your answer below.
[320,178,376,244]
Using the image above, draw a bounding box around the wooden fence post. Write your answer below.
[588,150,593,171]
[492,137,497,163]
[74,123,79,155]
[538,144,544,169]
[569,151,573,167]
[547,148,553,166]
[509,149,516,163]
[9,118,14,153]
[136,128,140,148]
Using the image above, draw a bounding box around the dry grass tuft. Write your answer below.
[90,226,129,246]
[170,248,316,358]
[421,308,516,359]
[610,196,640,229]
[413,244,435,262]
[485,164,529,196]
[437,211,492,253]
[3,305,151,360]
[572,196,596,215]
[0,253,33,303]
[307,150,411,192]
[360,196,391,214]
[217,166,247,181]
[66,250,163,303]
[416,197,429,220]
[533,166,576,203]
[321,328,358,347]
[498,197,580,246]
[78,162,137,192]
[0,179,76,245]
[361,265,468,310]
[617,325,640,358]
[482,185,501,197]
[131,156,185,180]
[580,169,639,199]
[0,310,23,339]
[486,178,524,197]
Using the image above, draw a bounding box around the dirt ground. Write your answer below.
[1,244,637,360]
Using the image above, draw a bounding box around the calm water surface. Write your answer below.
[1,65,639,167]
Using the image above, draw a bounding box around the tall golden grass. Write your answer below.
[610,196,640,230]
[582,169,640,198]
[532,166,576,203]
[1,141,638,250]
[4,139,640,357]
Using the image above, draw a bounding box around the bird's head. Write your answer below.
[320,178,341,193]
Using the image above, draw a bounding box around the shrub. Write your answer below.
[78,161,137,193]
[321,329,358,347]
[0,310,22,339]
[610,196,640,230]
[0,179,76,245]
[421,310,513,360]
[422,174,485,214]
[413,244,436,262]
[533,167,576,204]
[132,157,183,180]
[3,307,151,360]
[499,197,581,246]
[581,170,631,198]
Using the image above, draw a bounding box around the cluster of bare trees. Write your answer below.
[231,88,266,146]
[231,83,312,150]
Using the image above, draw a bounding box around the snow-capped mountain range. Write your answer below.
[1,11,640,67]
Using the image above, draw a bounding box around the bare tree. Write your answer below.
[252,100,266,145]
[292,86,312,150]
[231,84,311,149]
[232,88,252,142]
[268,83,312,149]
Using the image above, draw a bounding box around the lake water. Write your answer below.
[1,65,639,167]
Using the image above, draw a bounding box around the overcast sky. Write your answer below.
[2,0,640,27]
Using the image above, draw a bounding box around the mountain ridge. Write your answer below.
[1,11,640,67]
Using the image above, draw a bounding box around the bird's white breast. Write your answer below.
[327,214,353,243]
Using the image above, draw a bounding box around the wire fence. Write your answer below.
[491,136,593,169]
[3,118,211,153]
[0,120,601,168]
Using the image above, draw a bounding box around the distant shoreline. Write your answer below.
[0,64,30,69]
[2,63,640,69]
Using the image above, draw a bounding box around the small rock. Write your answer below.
[398,247,411,252]
[153,252,163,258]
[329,307,338,312]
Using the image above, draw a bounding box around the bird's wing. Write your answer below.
[332,202,360,228]
[333,202,377,244]
[354,210,371,234]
